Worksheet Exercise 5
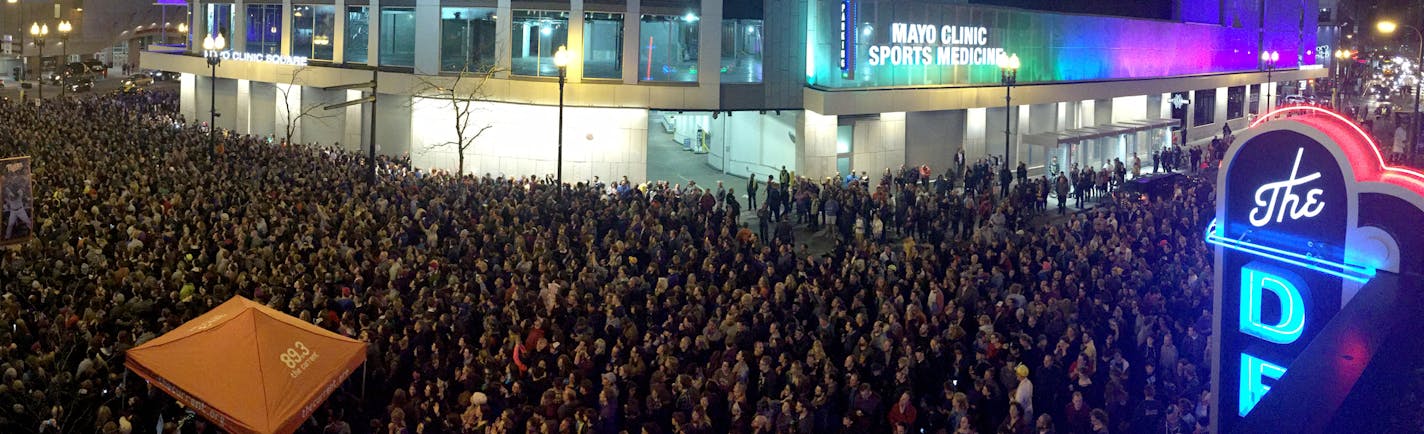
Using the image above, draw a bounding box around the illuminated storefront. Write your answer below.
[146,0,1323,183]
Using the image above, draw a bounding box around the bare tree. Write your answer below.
[413,64,505,176]
[275,66,335,147]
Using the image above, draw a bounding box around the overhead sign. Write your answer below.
[867,23,1004,67]
[1210,106,1424,433]
[207,50,308,66]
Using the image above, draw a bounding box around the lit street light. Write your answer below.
[56,20,70,95]
[1377,19,1423,165]
[1334,48,1350,109]
[203,34,227,158]
[29,21,46,101]
[553,45,571,184]
[1262,50,1279,110]
[998,52,1020,171]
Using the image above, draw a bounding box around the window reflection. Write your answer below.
[721,19,762,83]
[638,14,700,82]
[292,5,336,60]
[583,12,624,79]
[345,7,369,64]
[511,10,569,77]
[441,7,498,72]
[380,7,416,67]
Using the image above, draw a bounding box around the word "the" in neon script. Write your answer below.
[1249,148,1325,227]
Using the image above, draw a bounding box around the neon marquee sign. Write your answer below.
[1210,105,1424,433]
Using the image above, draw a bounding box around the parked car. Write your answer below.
[125,73,154,87]
[150,70,179,81]
[1283,94,1307,105]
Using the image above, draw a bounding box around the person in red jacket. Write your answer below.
[887,391,918,429]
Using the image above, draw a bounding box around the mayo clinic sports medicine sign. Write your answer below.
[865,24,1004,67]
[204,50,309,66]
[1209,106,1424,433]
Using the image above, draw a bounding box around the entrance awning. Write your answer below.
[1022,118,1181,148]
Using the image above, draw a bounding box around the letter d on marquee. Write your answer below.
[1240,264,1306,344]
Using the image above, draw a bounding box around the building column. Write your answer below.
[332,0,345,63]
[232,0,246,52]
[191,0,207,55]
[414,0,440,74]
[622,0,639,84]
[367,0,380,67]
[237,79,252,134]
[797,110,838,179]
[496,0,512,78]
[567,0,584,83]
[281,0,293,55]
[697,0,722,91]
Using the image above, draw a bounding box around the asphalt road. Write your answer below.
[0,75,178,102]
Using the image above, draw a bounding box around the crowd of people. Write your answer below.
[0,90,1218,434]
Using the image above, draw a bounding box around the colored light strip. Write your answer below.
[1205,219,1375,283]
[1249,105,1424,198]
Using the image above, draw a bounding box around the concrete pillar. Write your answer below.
[281,0,292,55]
[237,79,251,134]
[367,0,379,67]
[496,0,511,78]
[333,0,345,63]
[697,0,721,91]
[192,0,207,55]
[414,0,440,74]
[232,0,246,52]
[567,0,584,83]
[622,0,639,84]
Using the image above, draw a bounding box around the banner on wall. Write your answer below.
[0,156,35,247]
[1209,106,1424,433]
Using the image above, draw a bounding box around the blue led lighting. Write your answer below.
[1240,264,1306,344]
[1204,219,1375,283]
[1239,353,1287,416]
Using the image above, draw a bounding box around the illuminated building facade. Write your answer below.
[145,0,1325,182]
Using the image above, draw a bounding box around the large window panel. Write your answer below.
[1249,84,1261,115]
[1227,85,1245,120]
[292,5,336,60]
[583,12,624,79]
[205,4,234,42]
[1193,89,1216,126]
[345,7,370,64]
[638,14,700,83]
[441,7,498,72]
[510,10,569,77]
[380,7,417,67]
[720,19,762,83]
[246,4,283,55]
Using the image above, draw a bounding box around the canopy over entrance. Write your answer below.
[125,296,366,434]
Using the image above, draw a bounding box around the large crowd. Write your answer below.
[0,91,1218,434]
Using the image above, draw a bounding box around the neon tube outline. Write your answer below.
[1205,219,1375,283]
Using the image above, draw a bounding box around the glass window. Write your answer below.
[345,7,369,64]
[582,12,624,79]
[1193,89,1216,126]
[1249,85,1261,115]
[246,4,283,55]
[292,5,336,60]
[720,19,762,83]
[205,4,234,43]
[380,7,417,67]
[1227,86,1245,120]
[441,7,498,72]
[638,14,700,82]
[511,10,569,77]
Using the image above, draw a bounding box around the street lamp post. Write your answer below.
[1334,49,1350,109]
[7,0,23,102]
[29,22,46,101]
[997,53,1020,170]
[1262,50,1279,110]
[202,34,226,158]
[56,20,69,95]
[1378,20,1423,165]
[553,45,571,185]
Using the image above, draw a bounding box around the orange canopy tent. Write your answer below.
[125,296,367,434]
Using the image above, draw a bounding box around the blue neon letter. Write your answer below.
[1240,264,1306,344]
[1239,353,1287,416]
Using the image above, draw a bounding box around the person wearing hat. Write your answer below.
[1013,364,1034,423]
